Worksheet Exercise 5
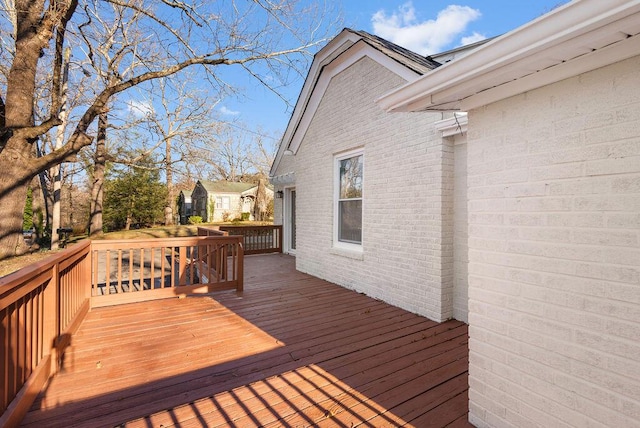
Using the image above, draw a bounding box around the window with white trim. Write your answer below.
[335,150,363,246]
[215,196,230,210]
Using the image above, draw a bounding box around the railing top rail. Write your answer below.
[90,235,242,250]
[197,226,228,236]
[0,239,91,290]
[220,225,282,230]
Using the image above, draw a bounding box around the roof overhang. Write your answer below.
[378,0,640,112]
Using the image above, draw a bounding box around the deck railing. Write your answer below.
[0,240,92,427]
[0,235,243,426]
[90,236,243,307]
[199,225,281,255]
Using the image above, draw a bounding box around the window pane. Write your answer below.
[340,155,363,199]
[339,199,362,243]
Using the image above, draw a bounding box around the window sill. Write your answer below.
[330,246,364,260]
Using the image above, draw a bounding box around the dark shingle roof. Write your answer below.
[347,29,441,74]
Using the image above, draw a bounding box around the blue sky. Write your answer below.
[216,1,569,143]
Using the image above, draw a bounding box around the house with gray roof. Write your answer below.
[191,180,273,222]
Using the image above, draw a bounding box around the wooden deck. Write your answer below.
[21,254,470,427]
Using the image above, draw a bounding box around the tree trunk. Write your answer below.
[164,137,174,225]
[0,1,47,259]
[88,112,107,236]
[254,178,267,221]
[125,199,134,230]
[0,148,34,259]
[51,48,70,250]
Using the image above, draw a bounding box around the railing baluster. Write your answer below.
[117,250,122,293]
[139,248,144,292]
[105,250,111,295]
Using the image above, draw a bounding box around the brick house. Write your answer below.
[272,1,640,427]
[378,1,640,426]
[191,180,273,222]
[270,28,484,323]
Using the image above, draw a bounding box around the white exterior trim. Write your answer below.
[378,0,640,112]
[283,186,296,255]
[333,147,364,253]
[434,113,468,137]
[270,172,295,186]
[287,42,420,157]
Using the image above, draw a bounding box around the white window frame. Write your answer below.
[215,196,230,210]
[333,148,364,252]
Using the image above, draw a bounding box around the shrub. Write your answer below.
[188,215,203,224]
[241,212,250,221]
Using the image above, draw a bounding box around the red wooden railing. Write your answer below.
[0,235,243,426]
[200,225,282,255]
[90,236,243,307]
[0,240,92,427]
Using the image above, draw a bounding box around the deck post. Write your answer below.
[43,263,60,376]
[237,241,244,293]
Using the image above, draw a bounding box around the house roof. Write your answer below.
[179,189,192,197]
[198,180,256,194]
[269,28,441,177]
[378,0,640,112]
[347,29,442,73]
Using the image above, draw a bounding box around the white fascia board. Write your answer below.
[270,31,361,177]
[461,33,640,110]
[378,0,640,112]
[271,34,422,175]
[286,42,420,154]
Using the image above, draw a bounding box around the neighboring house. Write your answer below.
[177,189,192,225]
[272,1,640,428]
[270,28,484,323]
[191,180,273,222]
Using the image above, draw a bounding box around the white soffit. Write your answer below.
[378,0,640,112]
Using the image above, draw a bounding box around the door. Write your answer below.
[286,188,296,253]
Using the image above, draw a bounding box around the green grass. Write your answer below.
[97,225,200,240]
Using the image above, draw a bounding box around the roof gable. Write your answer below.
[270,28,438,177]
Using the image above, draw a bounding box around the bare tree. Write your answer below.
[87,110,107,236]
[121,78,222,226]
[0,0,336,259]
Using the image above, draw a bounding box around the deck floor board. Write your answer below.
[22,254,470,427]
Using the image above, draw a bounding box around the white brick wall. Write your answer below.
[272,56,458,322]
[467,55,640,427]
[453,136,469,323]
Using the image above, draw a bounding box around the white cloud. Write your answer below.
[372,2,481,55]
[219,106,240,116]
[126,99,154,117]
[461,31,487,45]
